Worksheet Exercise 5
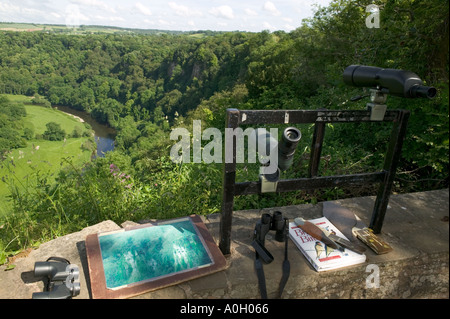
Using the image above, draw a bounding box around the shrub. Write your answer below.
[42,122,66,141]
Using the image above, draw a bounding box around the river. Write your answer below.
[55,105,116,158]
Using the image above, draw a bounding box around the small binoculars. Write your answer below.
[254,211,287,245]
[252,211,288,264]
[32,257,81,299]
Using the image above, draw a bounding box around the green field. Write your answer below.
[1,94,33,103]
[24,104,86,136]
[0,98,92,215]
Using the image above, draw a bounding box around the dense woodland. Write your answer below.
[0,0,448,254]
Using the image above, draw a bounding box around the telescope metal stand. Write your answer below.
[219,108,410,256]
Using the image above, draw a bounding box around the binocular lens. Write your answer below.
[286,130,300,140]
[278,127,302,171]
[272,211,283,221]
[261,213,272,225]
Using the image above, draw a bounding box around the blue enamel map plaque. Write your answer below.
[99,218,212,289]
[85,215,227,298]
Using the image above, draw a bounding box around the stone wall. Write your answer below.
[1,189,448,299]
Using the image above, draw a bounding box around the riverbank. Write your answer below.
[56,107,85,123]
[55,105,116,156]
[0,102,93,216]
[1,95,117,216]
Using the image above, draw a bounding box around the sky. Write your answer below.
[0,0,333,32]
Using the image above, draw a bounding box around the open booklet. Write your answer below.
[289,217,366,272]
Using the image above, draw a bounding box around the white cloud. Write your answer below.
[284,24,295,31]
[65,4,89,26]
[143,19,155,25]
[50,12,62,19]
[0,2,45,19]
[0,2,20,15]
[135,2,152,16]
[0,0,334,33]
[21,7,45,16]
[158,19,173,26]
[209,5,234,20]
[168,2,202,17]
[95,15,125,22]
[244,8,258,17]
[72,0,116,13]
[263,21,275,30]
[263,1,281,16]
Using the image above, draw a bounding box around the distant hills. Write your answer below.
[0,21,226,36]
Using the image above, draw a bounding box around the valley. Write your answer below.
[0,0,447,255]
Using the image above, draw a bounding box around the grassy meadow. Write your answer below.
[0,96,92,215]
[24,104,87,135]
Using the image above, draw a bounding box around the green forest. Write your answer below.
[0,0,448,258]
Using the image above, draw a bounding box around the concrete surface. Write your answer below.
[0,220,121,299]
[1,189,448,299]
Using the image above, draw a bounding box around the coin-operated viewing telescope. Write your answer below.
[343,65,436,121]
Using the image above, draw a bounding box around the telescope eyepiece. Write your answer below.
[285,128,300,141]
[409,85,437,99]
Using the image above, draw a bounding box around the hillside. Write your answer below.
[0,0,448,254]
[0,21,217,36]
[0,96,93,216]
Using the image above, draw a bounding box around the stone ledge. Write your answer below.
[0,220,121,299]
[1,189,448,299]
[181,189,449,299]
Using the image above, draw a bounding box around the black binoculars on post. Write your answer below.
[32,257,81,299]
[343,65,437,99]
[250,126,302,193]
[278,127,302,172]
[250,126,302,172]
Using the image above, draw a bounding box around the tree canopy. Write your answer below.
[0,96,27,154]
[0,0,448,253]
[42,122,66,141]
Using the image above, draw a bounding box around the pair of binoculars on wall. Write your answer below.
[32,257,81,299]
[252,211,288,264]
[255,211,287,245]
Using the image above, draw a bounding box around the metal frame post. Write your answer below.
[219,109,240,255]
[218,108,410,255]
[308,121,326,178]
[370,110,410,232]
